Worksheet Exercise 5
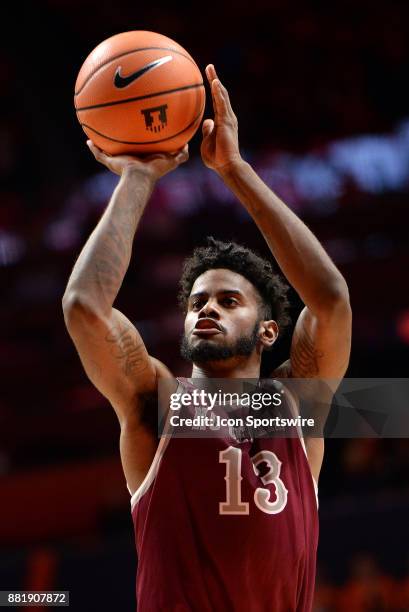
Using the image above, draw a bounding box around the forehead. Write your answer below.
[190,268,259,302]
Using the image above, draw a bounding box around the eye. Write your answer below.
[191,299,205,311]
[221,297,238,307]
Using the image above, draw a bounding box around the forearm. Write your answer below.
[220,160,349,312]
[64,167,154,315]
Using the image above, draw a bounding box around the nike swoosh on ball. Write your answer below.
[114,55,173,88]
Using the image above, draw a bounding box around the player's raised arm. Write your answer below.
[62,144,188,424]
[201,65,351,383]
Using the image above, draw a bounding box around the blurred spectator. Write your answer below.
[336,554,398,612]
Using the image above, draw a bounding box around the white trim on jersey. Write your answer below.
[129,431,172,511]
[284,383,319,508]
[128,385,177,511]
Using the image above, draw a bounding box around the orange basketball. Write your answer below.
[74,31,206,155]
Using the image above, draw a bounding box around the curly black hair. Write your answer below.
[178,237,292,336]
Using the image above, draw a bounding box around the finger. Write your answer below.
[173,144,188,156]
[213,80,238,127]
[86,139,101,153]
[206,71,219,120]
[165,144,188,158]
[180,143,189,157]
[202,118,214,138]
[205,64,218,84]
[86,140,109,162]
[215,79,236,120]
[206,65,224,120]
[175,144,189,164]
[143,153,168,162]
[205,64,236,121]
[211,79,227,118]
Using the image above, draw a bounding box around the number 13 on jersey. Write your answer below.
[219,446,288,515]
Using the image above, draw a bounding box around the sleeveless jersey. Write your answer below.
[131,378,319,611]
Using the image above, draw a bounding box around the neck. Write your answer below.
[190,353,261,379]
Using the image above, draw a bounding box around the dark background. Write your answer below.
[1,1,409,610]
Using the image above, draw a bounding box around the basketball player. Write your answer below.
[63,65,351,610]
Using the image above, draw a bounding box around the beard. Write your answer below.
[180,321,260,364]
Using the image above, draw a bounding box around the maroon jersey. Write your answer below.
[131,379,319,611]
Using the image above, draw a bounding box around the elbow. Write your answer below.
[317,278,352,320]
[62,290,101,329]
[328,277,350,306]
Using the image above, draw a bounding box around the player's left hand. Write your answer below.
[201,65,242,174]
[86,141,189,182]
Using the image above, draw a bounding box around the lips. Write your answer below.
[193,318,222,336]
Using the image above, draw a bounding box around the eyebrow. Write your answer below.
[189,289,244,300]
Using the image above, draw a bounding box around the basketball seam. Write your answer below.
[75,82,204,112]
[75,46,197,97]
[80,104,205,145]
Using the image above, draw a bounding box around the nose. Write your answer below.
[198,298,220,319]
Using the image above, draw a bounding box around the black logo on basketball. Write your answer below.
[114,56,173,89]
[141,105,168,133]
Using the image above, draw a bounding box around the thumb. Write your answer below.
[87,139,110,164]
[174,144,189,165]
[202,118,214,138]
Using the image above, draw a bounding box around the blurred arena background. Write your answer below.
[1,1,409,610]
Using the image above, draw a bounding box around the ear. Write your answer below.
[259,320,279,350]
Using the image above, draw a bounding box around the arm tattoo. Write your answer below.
[93,196,143,307]
[291,329,324,377]
[70,177,151,310]
[105,321,150,377]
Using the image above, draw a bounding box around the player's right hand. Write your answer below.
[86,140,189,181]
[201,65,242,175]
